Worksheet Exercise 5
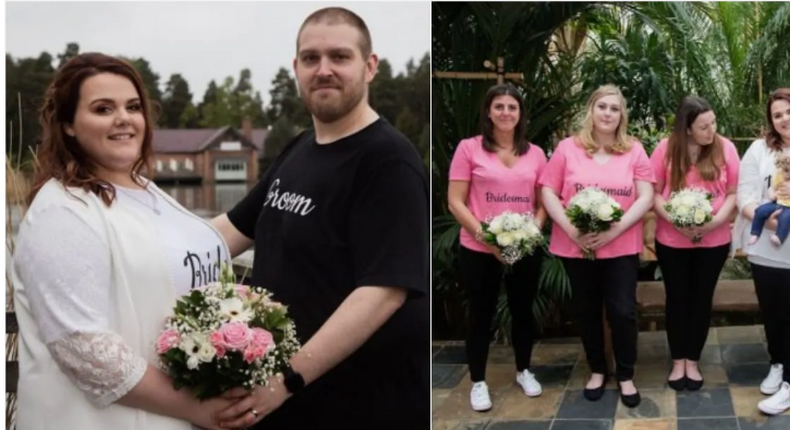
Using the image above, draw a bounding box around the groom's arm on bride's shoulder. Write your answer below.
[291,158,429,385]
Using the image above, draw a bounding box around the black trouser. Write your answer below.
[753,262,790,383]
[460,245,542,382]
[561,255,639,381]
[655,241,730,361]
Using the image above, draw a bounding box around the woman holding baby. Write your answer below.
[733,88,790,416]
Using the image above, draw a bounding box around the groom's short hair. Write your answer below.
[296,7,373,57]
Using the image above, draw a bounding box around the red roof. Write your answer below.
[152,127,269,153]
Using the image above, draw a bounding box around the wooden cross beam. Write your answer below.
[433,57,524,85]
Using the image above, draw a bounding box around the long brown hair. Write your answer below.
[28,52,156,206]
[479,83,530,156]
[666,96,724,192]
[765,88,790,152]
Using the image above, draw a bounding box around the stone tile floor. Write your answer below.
[433,325,790,430]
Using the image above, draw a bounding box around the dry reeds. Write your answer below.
[6,105,36,429]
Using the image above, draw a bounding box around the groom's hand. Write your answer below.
[215,374,291,428]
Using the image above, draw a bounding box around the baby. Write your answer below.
[749,153,790,246]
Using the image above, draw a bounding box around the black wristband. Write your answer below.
[282,365,305,394]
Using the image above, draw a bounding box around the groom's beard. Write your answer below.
[301,71,366,123]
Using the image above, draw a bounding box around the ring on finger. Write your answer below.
[249,408,259,418]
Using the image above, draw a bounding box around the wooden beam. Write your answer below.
[432,71,524,81]
[433,57,523,84]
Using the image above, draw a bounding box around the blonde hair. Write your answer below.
[576,84,634,156]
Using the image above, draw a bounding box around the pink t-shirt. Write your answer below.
[449,135,548,253]
[538,136,656,259]
[650,137,740,249]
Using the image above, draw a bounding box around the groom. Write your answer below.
[211,6,430,429]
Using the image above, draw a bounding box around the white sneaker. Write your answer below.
[761,364,784,395]
[758,381,790,415]
[516,369,543,397]
[470,381,492,411]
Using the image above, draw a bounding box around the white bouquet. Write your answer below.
[565,187,624,259]
[663,187,713,244]
[478,211,544,265]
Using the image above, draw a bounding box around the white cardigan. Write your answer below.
[11,178,230,430]
[732,139,790,269]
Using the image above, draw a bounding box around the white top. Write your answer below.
[11,178,231,430]
[115,186,228,295]
[733,139,790,269]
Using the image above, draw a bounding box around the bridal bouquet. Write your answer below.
[663,187,713,244]
[156,263,301,400]
[565,187,624,259]
[478,211,544,265]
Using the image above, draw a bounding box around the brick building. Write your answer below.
[148,119,268,184]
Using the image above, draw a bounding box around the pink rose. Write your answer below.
[243,344,266,363]
[216,322,252,351]
[156,329,180,354]
[209,331,226,357]
[234,284,260,301]
[234,285,252,300]
[250,328,275,355]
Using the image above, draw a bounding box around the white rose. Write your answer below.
[488,217,504,234]
[693,209,707,225]
[503,213,521,230]
[496,232,514,247]
[675,205,690,217]
[596,204,614,221]
[526,223,541,237]
[576,197,592,212]
[197,340,216,363]
[512,229,528,241]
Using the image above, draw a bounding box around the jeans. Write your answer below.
[751,203,790,244]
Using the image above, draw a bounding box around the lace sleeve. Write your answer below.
[48,332,148,407]
[13,204,148,407]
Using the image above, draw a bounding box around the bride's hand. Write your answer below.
[214,375,291,429]
[189,396,240,430]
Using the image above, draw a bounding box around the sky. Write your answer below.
[5,1,431,105]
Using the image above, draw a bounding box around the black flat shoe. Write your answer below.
[686,377,703,391]
[667,376,687,391]
[618,382,641,408]
[583,376,607,401]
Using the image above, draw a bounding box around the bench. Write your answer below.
[602,211,758,371]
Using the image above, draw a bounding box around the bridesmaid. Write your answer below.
[539,84,655,408]
[649,96,740,391]
[448,83,548,411]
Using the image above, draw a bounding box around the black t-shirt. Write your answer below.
[227,118,430,427]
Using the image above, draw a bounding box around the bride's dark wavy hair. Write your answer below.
[28,52,156,207]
